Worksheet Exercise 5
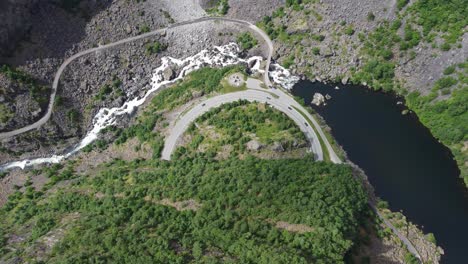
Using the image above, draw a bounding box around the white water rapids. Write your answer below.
[0,43,299,171]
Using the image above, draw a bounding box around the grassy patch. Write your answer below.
[160,9,175,23]
[220,73,247,94]
[139,24,150,34]
[344,26,355,36]
[220,79,247,94]
[282,54,295,69]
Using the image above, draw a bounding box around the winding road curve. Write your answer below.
[161,89,322,161]
[0,17,267,140]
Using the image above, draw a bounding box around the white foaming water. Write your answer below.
[0,43,298,171]
[269,64,300,90]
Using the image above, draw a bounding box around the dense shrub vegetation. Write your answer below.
[206,0,230,15]
[407,81,468,185]
[0,104,14,124]
[236,32,258,50]
[199,101,304,144]
[352,21,401,92]
[407,0,467,49]
[397,0,409,10]
[353,59,396,92]
[257,15,286,40]
[407,87,466,151]
[145,41,168,55]
[286,0,304,11]
[94,76,123,101]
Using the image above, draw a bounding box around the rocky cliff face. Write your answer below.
[0,0,41,57]
[198,0,219,9]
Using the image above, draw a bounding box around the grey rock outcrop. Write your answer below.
[246,139,262,151]
[198,0,219,10]
[162,67,175,81]
[271,141,285,152]
[311,93,326,106]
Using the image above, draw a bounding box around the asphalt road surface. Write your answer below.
[161,89,323,160]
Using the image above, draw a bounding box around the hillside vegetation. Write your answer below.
[407,62,468,184]
[0,149,368,263]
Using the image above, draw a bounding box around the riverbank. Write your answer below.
[292,89,442,262]
[292,80,466,263]
[261,0,467,192]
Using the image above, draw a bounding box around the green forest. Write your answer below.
[0,156,368,263]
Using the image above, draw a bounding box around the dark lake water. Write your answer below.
[292,80,468,264]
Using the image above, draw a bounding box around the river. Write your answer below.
[0,43,299,170]
[292,80,468,263]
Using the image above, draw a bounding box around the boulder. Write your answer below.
[162,67,174,81]
[79,80,88,92]
[125,24,132,34]
[271,142,285,152]
[246,140,263,151]
[191,90,204,99]
[311,93,326,106]
[341,76,349,85]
